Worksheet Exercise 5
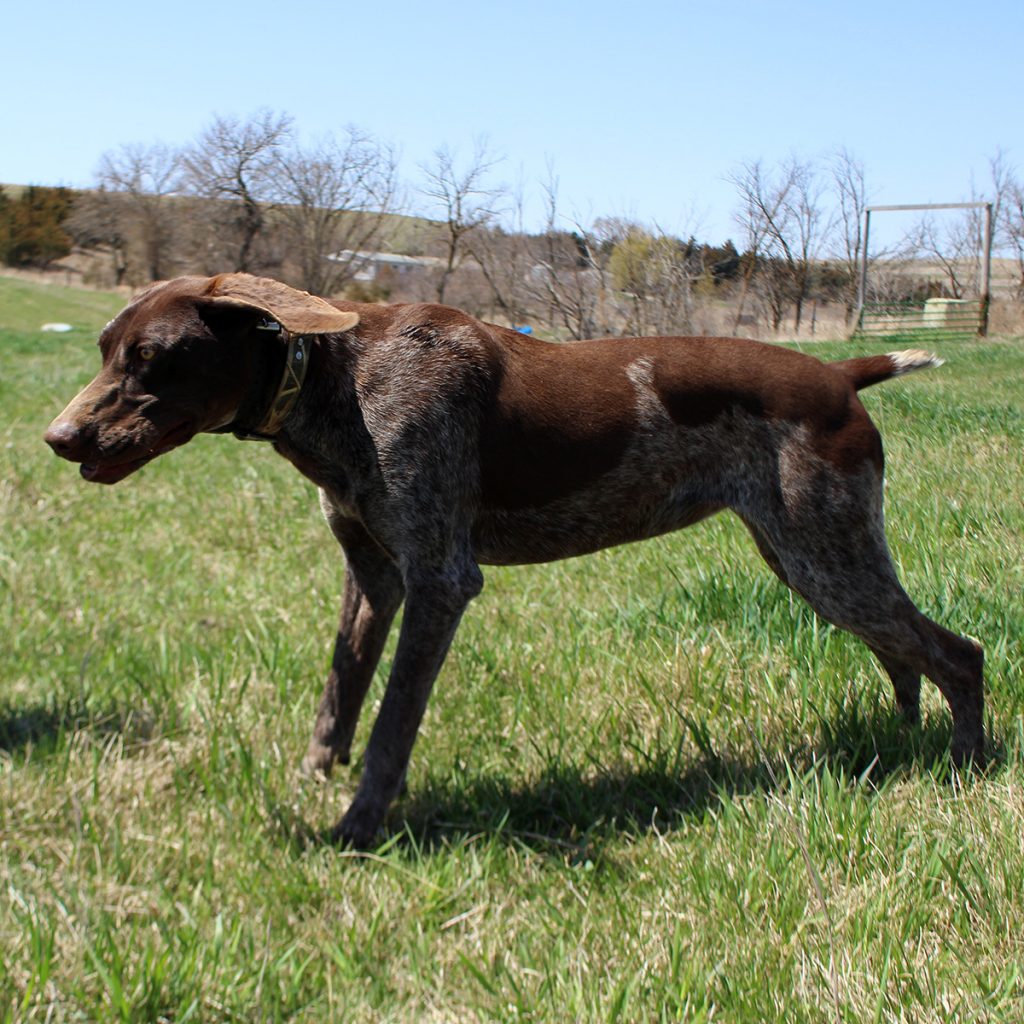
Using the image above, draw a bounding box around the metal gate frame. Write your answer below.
[854,201,994,339]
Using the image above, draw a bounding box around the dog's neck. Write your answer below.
[213,320,299,441]
[233,325,312,441]
[269,337,377,502]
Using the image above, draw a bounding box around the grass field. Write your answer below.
[1,275,1022,1022]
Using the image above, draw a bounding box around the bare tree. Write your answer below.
[272,128,400,296]
[1002,170,1024,300]
[909,212,981,299]
[787,162,828,331]
[920,208,975,297]
[729,159,791,331]
[828,147,869,320]
[66,189,130,285]
[68,142,182,283]
[419,140,504,304]
[729,157,826,332]
[523,173,616,339]
[465,176,538,327]
[898,154,1011,306]
[983,150,1024,299]
[827,150,925,317]
[181,109,292,273]
[467,227,534,326]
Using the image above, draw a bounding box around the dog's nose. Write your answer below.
[44,420,85,459]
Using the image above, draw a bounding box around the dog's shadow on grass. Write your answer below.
[398,754,775,861]
[281,702,1005,861]
[0,697,155,759]
[4,695,1000,864]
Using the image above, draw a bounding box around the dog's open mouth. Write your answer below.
[80,422,195,485]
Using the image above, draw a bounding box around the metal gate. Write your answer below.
[854,297,986,341]
[852,202,993,341]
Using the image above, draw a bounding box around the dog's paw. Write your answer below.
[951,738,987,773]
[331,790,387,847]
[300,742,339,780]
[332,799,384,850]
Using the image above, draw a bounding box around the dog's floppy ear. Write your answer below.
[201,273,359,334]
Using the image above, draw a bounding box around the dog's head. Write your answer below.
[44,274,358,484]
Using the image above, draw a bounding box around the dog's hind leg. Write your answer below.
[741,470,984,765]
[866,648,922,724]
[302,515,405,778]
[741,514,924,727]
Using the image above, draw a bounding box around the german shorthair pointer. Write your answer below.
[45,274,985,846]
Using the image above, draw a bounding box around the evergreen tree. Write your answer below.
[0,186,75,267]
[0,187,75,268]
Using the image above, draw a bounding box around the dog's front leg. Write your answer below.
[303,518,405,777]
[332,562,483,848]
[302,567,405,777]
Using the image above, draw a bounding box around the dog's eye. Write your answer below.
[137,344,158,362]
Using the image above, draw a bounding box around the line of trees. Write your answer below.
[63,111,402,296]
[7,110,1024,338]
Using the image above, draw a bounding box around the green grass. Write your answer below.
[0,276,124,333]
[1,275,1022,1022]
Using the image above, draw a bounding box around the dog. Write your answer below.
[44,273,985,846]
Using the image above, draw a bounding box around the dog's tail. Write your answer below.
[830,349,944,391]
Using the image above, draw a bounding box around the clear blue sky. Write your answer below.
[4,0,1020,243]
